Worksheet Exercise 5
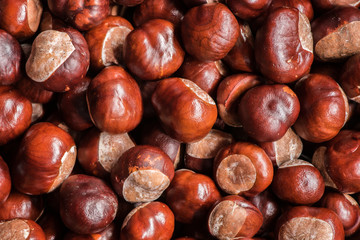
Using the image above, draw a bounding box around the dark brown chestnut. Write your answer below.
[113,0,144,6]
[226,0,271,20]
[0,155,11,204]
[339,53,360,103]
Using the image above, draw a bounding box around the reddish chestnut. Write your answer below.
[339,54,360,103]
[0,219,45,240]
[16,76,53,104]
[64,222,119,240]
[0,155,11,204]
[312,0,360,11]
[226,0,271,20]
[268,0,314,21]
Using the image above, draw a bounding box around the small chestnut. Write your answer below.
[226,0,271,20]
[0,219,46,240]
[0,155,11,204]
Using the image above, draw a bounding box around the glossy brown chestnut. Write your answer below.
[16,76,53,104]
[0,0,43,41]
[339,54,360,102]
[26,27,90,92]
[113,0,144,6]
[268,0,314,21]
[293,74,349,143]
[78,127,135,178]
[151,78,217,143]
[111,145,174,203]
[121,202,175,240]
[226,0,271,20]
[311,6,360,61]
[165,169,221,223]
[0,155,10,204]
[319,190,360,236]
[0,29,22,85]
[238,84,300,142]
[255,7,313,83]
[272,159,325,205]
[0,219,46,240]
[181,3,239,61]
[12,122,76,195]
[208,195,263,239]
[275,206,345,240]
[64,222,119,240]
[124,19,184,81]
[312,0,360,11]
[0,86,32,145]
[60,174,118,235]
[0,190,44,221]
[85,16,133,72]
[47,0,110,31]
[58,77,93,131]
[213,142,273,197]
[86,66,143,134]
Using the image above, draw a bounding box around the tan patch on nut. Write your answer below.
[218,104,242,127]
[27,0,43,32]
[123,169,170,203]
[338,84,350,124]
[0,219,31,240]
[312,147,337,189]
[31,103,44,123]
[98,132,135,172]
[216,154,256,194]
[279,159,313,169]
[298,12,313,53]
[315,21,360,61]
[26,30,75,82]
[344,194,359,206]
[215,60,228,76]
[208,200,247,240]
[182,79,216,105]
[274,128,303,166]
[279,217,333,240]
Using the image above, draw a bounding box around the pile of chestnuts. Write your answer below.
[1,0,360,239]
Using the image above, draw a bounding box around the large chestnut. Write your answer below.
[59,174,118,235]
[11,122,76,195]
[0,219,46,240]
[0,155,11,204]
[26,28,90,92]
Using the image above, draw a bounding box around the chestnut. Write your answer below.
[113,0,144,6]
[124,19,184,81]
[111,145,174,203]
[12,122,76,195]
[0,219,45,240]
[121,202,175,240]
[275,206,345,239]
[181,3,239,61]
[78,127,135,178]
[226,0,271,20]
[255,7,313,83]
[85,16,133,72]
[293,74,349,143]
[213,142,273,197]
[0,29,22,86]
[165,169,221,223]
[39,11,66,32]
[60,174,118,235]
[268,0,314,21]
[339,53,360,103]
[207,195,263,239]
[312,0,360,12]
[238,84,300,142]
[16,76,53,104]
[26,28,90,92]
[64,222,119,240]
[151,78,217,143]
[86,66,143,134]
[47,0,110,31]
[38,210,65,240]
[182,0,219,8]
[0,155,11,204]
[0,0,43,41]
[0,85,32,145]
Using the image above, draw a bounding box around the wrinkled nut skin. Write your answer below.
[223,21,256,73]
[78,127,135,178]
[64,222,119,240]
[151,78,217,143]
[0,29,22,86]
[339,54,360,102]
[165,169,221,223]
[255,7,313,83]
[111,145,175,203]
[213,142,273,197]
[133,0,185,27]
[269,0,314,21]
[238,84,300,142]
[47,0,110,31]
[0,190,44,221]
[60,174,118,235]
[12,122,76,195]
[181,3,239,61]
[275,206,345,240]
[293,74,348,143]
[0,156,11,204]
[0,0,43,41]
[272,159,325,205]
[113,0,144,6]
[325,130,360,193]
[37,211,65,240]
[207,195,263,239]
[226,0,271,20]
[312,0,360,12]
[121,202,175,240]
[26,28,90,92]
[16,76,53,104]
[85,16,133,72]
[0,219,46,240]
[217,73,261,127]
[124,19,184,81]
[0,86,32,146]
[86,66,143,134]
[312,6,360,62]
[319,190,360,236]
[178,57,226,97]
[58,77,93,131]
